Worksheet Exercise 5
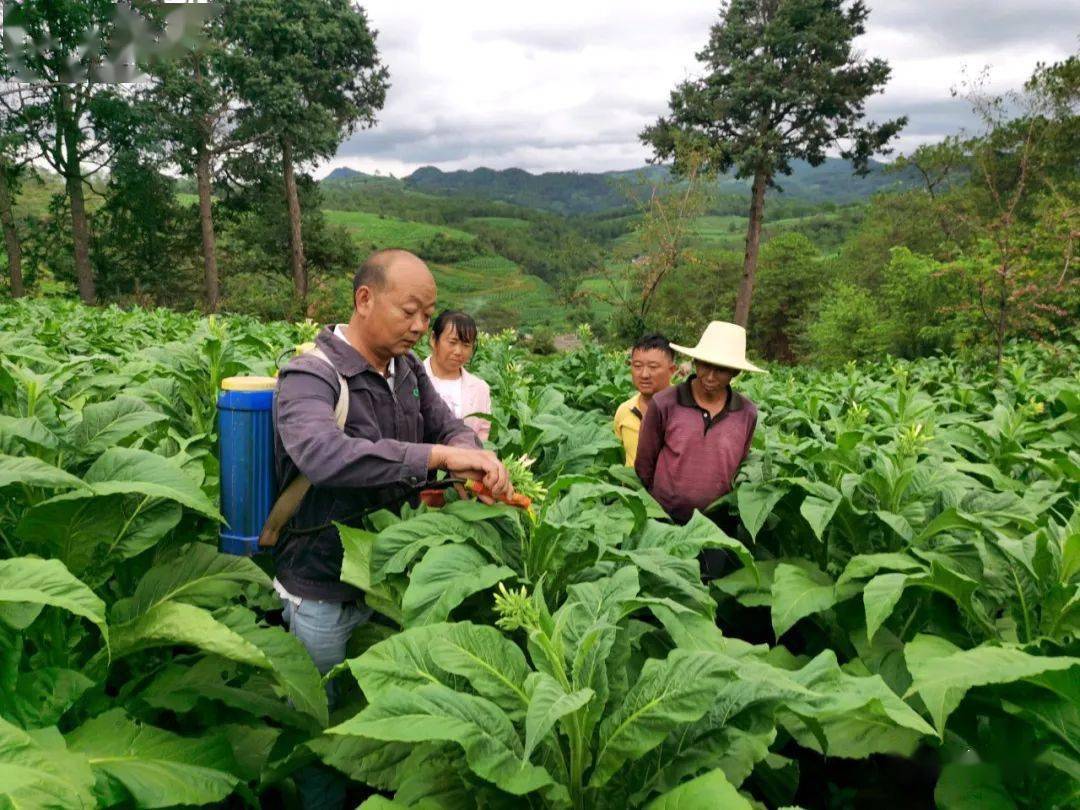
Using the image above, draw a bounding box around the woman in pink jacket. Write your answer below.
[422,310,492,442]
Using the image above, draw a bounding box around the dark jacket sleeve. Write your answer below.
[276,358,432,489]
[634,398,665,490]
[413,357,482,449]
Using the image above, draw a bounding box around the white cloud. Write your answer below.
[316,1,1078,177]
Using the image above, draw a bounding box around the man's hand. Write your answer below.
[429,446,514,503]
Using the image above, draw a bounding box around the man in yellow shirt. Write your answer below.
[614,333,677,466]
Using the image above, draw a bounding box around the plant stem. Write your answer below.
[1010,566,1033,643]
[0,526,17,557]
[107,495,150,559]
[534,628,586,809]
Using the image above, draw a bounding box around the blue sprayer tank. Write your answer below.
[217,376,278,555]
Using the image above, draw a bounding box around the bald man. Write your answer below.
[272,250,513,804]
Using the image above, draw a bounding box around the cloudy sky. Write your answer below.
[320,1,1079,178]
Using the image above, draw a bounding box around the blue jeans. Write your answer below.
[282,597,370,810]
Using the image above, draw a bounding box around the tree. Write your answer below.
[0,64,30,298]
[91,151,189,304]
[0,1,146,304]
[936,60,1079,371]
[641,0,905,327]
[751,233,824,362]
[891,135,971,244]
[594,154,708,340]
[147,4,242,312]
[222,0,389,306]
[1,40,39,299]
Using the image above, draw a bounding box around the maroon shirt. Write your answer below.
[634,379,757,524]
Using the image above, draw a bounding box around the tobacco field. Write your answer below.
[0,299,1077,809]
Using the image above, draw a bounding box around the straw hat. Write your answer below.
[670,321,765,373]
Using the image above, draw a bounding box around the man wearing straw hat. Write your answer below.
[635,321,762,564]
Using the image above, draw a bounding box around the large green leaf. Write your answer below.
[0,718,96,809]
[770,562,837,638]
[999,689,1080,773]
[736,483,786,541]
[616,549,714,617]
[0,558,108,646]
[569,620,618,744]
[782,651,935,758]
[2,668,95,729]
[338,523,403,625]
[112,542,270,621]
[712,560,778,609]
[16,496,182,574]
[429,622,532,715]
[43,447,221,521]
[643,767,753,810]
[0,454,89,492]
[69,396,166,457]
[904,635,1080,734]
[564,565,640,621]
[356,797,412,810]
[401,544,513,627]
[219,722,281,784]
[111,601,270,668]
[0,415,57,452]
[15,498,124,575]
[934,763,1017,810]
[329,684,556,796]
[630,512,755,572]
[590,650,735,787]
[369,510,505,584]
[339,523,380,591]
[66,709,238,808]
[347,623,456,702]
[216,606,329,727]
[140,657,316,730]
[800,494,841,542]
[907,560,988,630]
[863,573,909,641]
[523,672,593,761]
[836,553,924,586]
[307,735,415,790]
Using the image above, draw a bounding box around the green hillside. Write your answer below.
[322,209,565,331]
[431,255,562,330]
[322,209,476,250]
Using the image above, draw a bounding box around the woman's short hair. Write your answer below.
[431,310,478,345]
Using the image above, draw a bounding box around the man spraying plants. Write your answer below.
[269,248,515,808]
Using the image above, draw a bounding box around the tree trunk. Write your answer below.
[196,141,220,312]
[0,164,24,298]
[734,169,769,328]
[60,87,95,305]
[281,138,307,304]
[995,262,1008,375]
[192,56,220,312]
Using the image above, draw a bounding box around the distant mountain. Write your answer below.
[325,167,366,181]
[398,158,914,214]
[323,167,403,186]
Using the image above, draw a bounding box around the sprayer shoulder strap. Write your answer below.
[258,346,348,548]
[306,346,350,429]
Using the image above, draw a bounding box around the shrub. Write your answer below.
[416,231,483,264]
[802,281,890,365]
[221,272,301,322]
